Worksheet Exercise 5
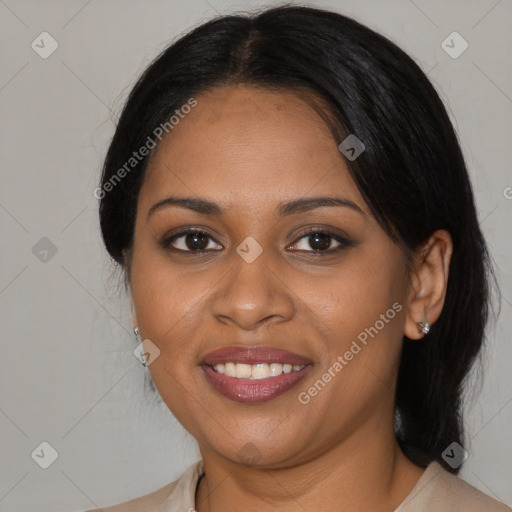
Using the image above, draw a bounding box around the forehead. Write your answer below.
[139,85,366,214]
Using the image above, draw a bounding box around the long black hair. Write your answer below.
[98,4,499,473]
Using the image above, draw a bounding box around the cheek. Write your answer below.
[130,241,204,334]
[129,247,211,404]
[130,249,208,427]
[306,248,405,336]
[305,249,406,393]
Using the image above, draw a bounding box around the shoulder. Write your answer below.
[397,462,510,511]
[91,480,179,512]
[86,460,203,512]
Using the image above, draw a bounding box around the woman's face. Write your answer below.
[129,85,412,467]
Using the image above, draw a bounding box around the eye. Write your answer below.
[288,229,353,254]
[161,229,223,252]
[160,227,353,255]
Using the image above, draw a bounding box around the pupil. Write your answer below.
[186,232,208,250]
[310,233,330,250]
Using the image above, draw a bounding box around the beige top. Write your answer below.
[94,460,510,511]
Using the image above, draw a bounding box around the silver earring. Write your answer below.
[417,320,431,335]
[134,326,141,343]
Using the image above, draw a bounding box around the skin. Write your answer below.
[126,84,453,512]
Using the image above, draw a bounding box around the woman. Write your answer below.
[92,5,509,511]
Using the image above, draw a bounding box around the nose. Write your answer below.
[210,248,296,331]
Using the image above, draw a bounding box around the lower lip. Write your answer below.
[201,364,312,403]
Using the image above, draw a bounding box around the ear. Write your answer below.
[404,229,453,340]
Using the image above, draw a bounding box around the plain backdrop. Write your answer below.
[0,0,511,510]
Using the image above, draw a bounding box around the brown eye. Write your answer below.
[306,232,333,251]
[162,230,223,252]
[288,229,353,253]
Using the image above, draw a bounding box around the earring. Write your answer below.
[417,320,431,335]
[134,326,141,343]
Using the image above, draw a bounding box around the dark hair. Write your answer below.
[98,4,499,473]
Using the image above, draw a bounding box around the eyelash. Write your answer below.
[160,228,354,255]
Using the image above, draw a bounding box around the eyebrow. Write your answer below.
[146,195,366,221]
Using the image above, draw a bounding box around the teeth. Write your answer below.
[269,363,283,376]
[225,362,236,377]
[252,363,269,379]
[235,363,252,378]
[212,362,305,379]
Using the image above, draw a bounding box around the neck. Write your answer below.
[195,422,425,512]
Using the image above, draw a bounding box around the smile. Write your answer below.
[200,346,312,403]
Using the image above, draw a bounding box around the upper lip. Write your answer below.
[201,346,312,366]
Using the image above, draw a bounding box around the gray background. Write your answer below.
[0,0,511,510]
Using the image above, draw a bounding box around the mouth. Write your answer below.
[200,346,313,403]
